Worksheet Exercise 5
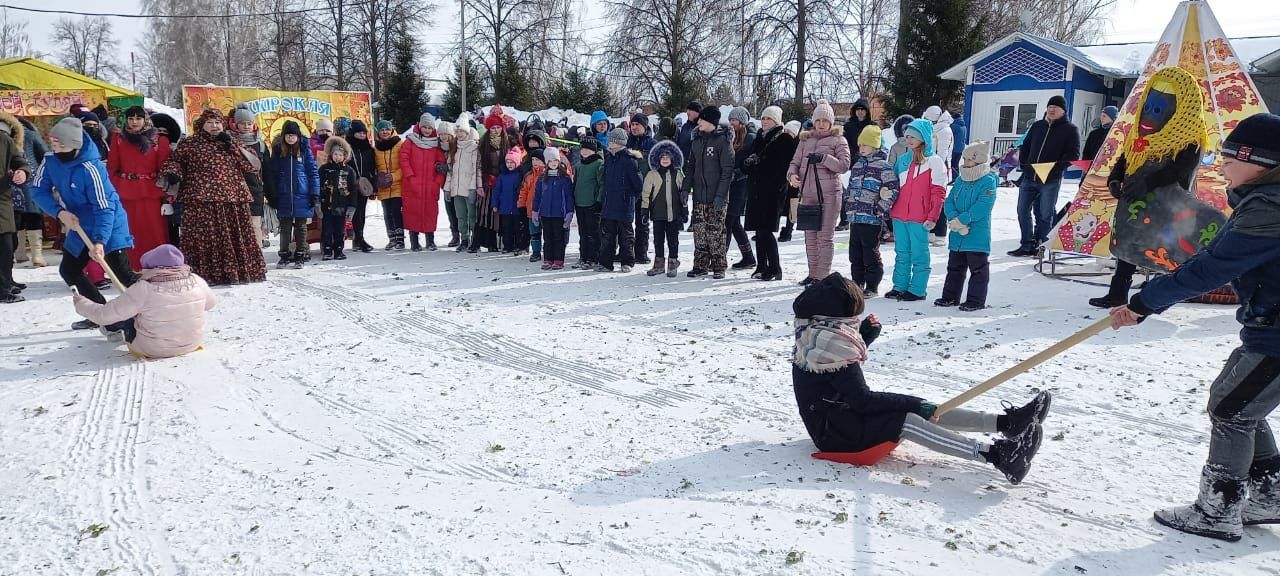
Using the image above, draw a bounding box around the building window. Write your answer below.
[998,103,1041,134]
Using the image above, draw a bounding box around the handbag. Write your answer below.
[357,176,375,197]
[795,160,824,231]
[375,171,393,190]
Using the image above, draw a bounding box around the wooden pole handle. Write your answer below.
[70,223,128,294]
[934,316,1112,417]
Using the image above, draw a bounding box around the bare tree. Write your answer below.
[972,0,1117,44]
[0,8,39,59]
[52,17,124,81]
[752,0,872,107]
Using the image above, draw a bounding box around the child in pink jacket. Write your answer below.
[887,119,948,301]
[73,244,217,358]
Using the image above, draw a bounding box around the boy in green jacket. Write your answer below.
[573,138,606,269]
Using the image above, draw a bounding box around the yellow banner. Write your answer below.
[181,86,374,143]
[1030,162,1055,184]
[0,89,107,117]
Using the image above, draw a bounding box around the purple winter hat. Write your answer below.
[140,244,185,269]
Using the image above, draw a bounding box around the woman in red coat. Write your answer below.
[398,113,447,250]
[109,106,171,270]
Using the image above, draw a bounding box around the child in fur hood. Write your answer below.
[73,244,217,359]
[791,273,1049,484]
[319,136,359,260]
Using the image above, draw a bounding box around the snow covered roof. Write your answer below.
[940,32,1280,81]
[1075,35,1280,77]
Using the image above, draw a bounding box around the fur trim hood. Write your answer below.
[0,111,23,149]
[799,125,844,141]
[647,139,683,171]
[324,135,354,161]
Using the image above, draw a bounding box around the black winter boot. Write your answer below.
[1154,465,1246,542]
[448,233,460,248]
[426,233,438,251]
[409,233,422,252]
[731,249,757,270]
[998,391,1052,438]
[987,423,1043,485]
[292,250,307,269]
[1244,457,1280,526]
[277,252,292,269]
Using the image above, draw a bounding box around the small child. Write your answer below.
[937,141,998,311]
[844,125,897,297]
[517,153,546,259]
[492,148,524,254]
[887,119,948,301]
[791,273,1048,484]
[640,140,686,277]
[532,148,576,270]
[319,136,359,260]
[597,128,643,273]
[572,138,605,269]
[72,244,217,359]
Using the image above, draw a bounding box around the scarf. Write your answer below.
[959,160,991,183]
[141,265,196,292]
[792,316,867,373]
[405,128,438,150]
[375,135,401,151]
[122,126,159,154]
[238,131,259,146]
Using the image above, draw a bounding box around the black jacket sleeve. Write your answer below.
[837,365,926,415]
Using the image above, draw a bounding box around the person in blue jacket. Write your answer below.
[31,117,137,331]
[531,148,575,270]
[949,113,968,177]
[596,128,643,273]
[491,148,524,254]
[936,141,997,311]
[268,120,320,268]
[590,110,610,150]
[1110,112,1280,542]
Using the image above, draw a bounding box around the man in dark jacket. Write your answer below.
[1009,95,1080,256]
[683,105,735,279]
[676,101,701,161]
[1109,112,1280,542]
[597,128,643,273]
[1082,105,1117,164]
[626,113,657,264]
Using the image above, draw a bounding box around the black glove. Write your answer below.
[164,173,181,186]
[1107,179,1124,199]
[743,154,760,168]
[216,131,233,146]
[435,162,451,174]
[858,316,882,346]
[806,152,824,163]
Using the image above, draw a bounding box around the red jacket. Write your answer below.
[891,155,947,224]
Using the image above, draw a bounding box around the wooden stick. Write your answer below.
[934,316,1113,417]
[69,222,128,293]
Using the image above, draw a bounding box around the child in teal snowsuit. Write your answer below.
[887,119,948,301]
[936,141,998,311]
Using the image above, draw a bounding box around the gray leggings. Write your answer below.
[900,409,999,461]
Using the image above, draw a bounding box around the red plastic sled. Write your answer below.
[812,441,899,466]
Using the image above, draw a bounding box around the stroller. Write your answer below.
[997,146,1021,187]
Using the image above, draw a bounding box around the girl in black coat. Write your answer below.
[744,108,797,280]
[792,273,1051,484]
[345,120,378,252]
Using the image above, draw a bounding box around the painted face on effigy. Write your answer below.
[1138,89,1177,137]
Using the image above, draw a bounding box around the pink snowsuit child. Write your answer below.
[73,244,218,358]
[887,119,948,300]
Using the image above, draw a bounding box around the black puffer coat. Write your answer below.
[745,125,797,232]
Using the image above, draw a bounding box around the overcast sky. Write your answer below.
[7,0,1279,94]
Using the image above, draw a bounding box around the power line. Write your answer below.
[0,1,377,19]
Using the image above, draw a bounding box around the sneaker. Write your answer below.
[883,289,903,300]
[1006,247,1037,257]
[687,268,708,278]
[528,252,541,263]
[71,319,99,330]
[798,277,817,287]
[0,291,24,304]
[1000,391,1052,438]
[385,240,398,251]
[712,270,726,279]
[394,241,406,251]
[99,326,126,343]
[276,255,292,269]
[959,303,986,312]
[898,292,925,302]
[990,423,1043,485]
[292,258,304,269]
[620,265,633,273]
[934,298,959,307]
[335,251,347,261]
[322,250,334,261]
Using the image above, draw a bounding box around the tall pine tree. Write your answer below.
[546,68,593,112]
[380,30,427,132]
[884,0,985,118]
[443,55,487,121]
[587,75,614,113]
[492,44,535,110]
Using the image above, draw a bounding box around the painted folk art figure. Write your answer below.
[1109,66,1225,271]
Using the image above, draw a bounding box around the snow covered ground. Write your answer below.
[3,189,1278,575]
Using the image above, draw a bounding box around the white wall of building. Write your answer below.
[969,88,1055,147]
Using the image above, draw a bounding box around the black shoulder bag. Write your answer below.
[795,158,824,231]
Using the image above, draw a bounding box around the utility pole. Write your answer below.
[460,0,467,114]
[223,0,232,86]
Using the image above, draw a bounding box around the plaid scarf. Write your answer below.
[141,265,196,292]
[792,315,868,373]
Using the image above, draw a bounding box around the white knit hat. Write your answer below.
[761,106,783,126]
[811,99,835,124]
[784,120,802,136]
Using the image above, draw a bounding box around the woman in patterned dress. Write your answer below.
[160,108,266,285]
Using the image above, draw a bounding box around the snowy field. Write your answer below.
[3,189,1278,575]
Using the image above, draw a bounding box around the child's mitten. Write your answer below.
[564,212,574,229]
[915,402,938,420]
[879,188,894,201]
[858,317,882,346]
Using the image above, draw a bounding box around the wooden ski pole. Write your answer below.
[70,222,127,294]
[934,316,1113,418]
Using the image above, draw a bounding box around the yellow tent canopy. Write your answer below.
[0,58,143,110]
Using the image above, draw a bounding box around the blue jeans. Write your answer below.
[1016,178,1062,250]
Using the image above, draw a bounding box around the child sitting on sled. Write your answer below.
[73,244,217,359]
[791,273,1049,484]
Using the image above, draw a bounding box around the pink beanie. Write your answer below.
[505,148,523,165]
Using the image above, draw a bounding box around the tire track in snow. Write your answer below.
[272,276,697,410]
[64,362,175,575]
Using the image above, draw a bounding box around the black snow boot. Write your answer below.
[409,233,422,252]
[1154,465,1246,542]
[731,250,757,270]
[448,233,460,248]
[779,224,793,243]
[276,252,292,269]
[998,391,1052,438]
[292,250,307,269]
[987,422,1043,485]
[1243,457,1280,526]
[71,319,98,330]
[426,233,438,251]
